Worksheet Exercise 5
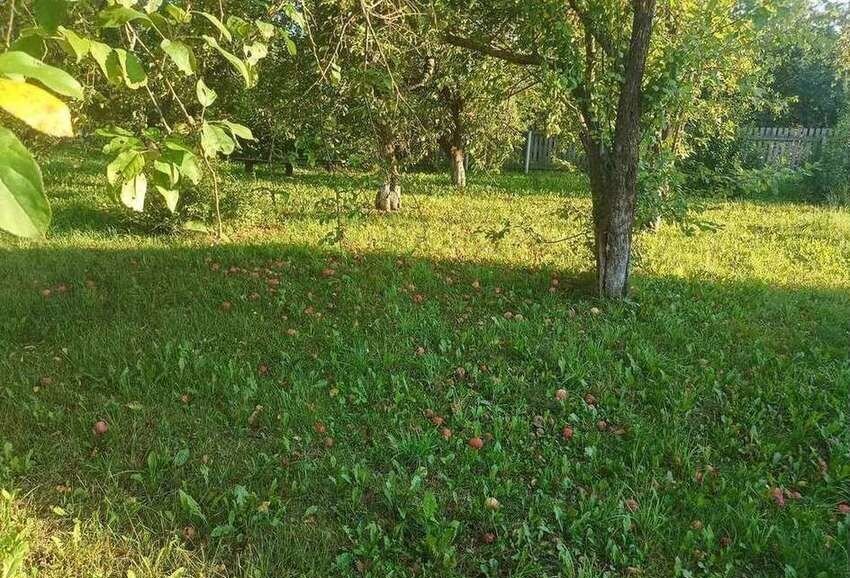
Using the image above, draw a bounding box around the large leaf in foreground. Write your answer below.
[0,126,50,238]
[0,79,73,137]
[120,174,147,212]
[0,51,82,98]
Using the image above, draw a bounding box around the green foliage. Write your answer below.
[808,109,850,205]
[754,0,849,126]
[0,46,81,238]
[0,129,51,239]
[0,0,281,238]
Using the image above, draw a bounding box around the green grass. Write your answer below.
[1,149,850,578]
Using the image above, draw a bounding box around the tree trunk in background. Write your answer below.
[450,145,466,188]
[442,91,466,189]
[584,0,656,298]
[374,125,402,211]
[375,143,401,211]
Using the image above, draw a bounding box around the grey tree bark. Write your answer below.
[375,144,401,211]
[581,0,656,298]
[374,127,402,211]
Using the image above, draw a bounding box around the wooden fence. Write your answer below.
[522,126,832,172]
[524,130,558,172]
[740,127,832,168]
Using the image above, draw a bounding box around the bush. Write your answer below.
[808,110,850,205]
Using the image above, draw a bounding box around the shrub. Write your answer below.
[808,109,850,205]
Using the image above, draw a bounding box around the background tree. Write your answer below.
[302,0,438,211]
[441,0,658,298]
[424,48,535,188]
[755,0,849,127]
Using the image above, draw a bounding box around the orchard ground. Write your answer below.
[1,150,849,578]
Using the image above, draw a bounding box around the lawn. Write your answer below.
[1,150,849,578]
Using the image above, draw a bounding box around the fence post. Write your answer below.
[524,130,533,174]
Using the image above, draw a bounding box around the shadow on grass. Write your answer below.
[1,241,848,577]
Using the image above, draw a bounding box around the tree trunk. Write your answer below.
[450,145,466,188]
[442,90,467,189]
[375,148,401,211]
[374,124,402,211]
[284,161,294,177]
[585,0,656,299]
[590,171,636,299]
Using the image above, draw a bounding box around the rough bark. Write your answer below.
[284,161,294,177]
[585,0,656,299]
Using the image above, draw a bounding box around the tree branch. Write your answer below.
[442,32,543,66]
[566,0,615,58]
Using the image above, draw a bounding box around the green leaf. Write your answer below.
[33,0,67,32]
[203,35,254,88]
[209,524,235,537]
[178,490,207,523]
[96,126,134,138]
[226,15,252,39]
[284,34,296,57]
[102,135,142,154]
[201,121,235,157]
[215,120,255,142]
[120,174,147,212]
[173,448,190,466]
[163,136,193,153]
[149,13,172,36]
[160,39,196,76]
[142,127,163,141]
[0,126,50,238]
[243,42,268,67]
[107,150,144,185]
[195,78,217,107]
[197,11,232,43]
[98,6,152,28]
[0,79,73,137]
[154,159,180,187]
[114,49,147,89]
[90,42,120,83]
[57,27,91,63]
[255,20,275,40]
[11,33,47,59]
[0,51,82,98]
[421,491,437,519]
[164,4,191,24]
[179,153,202,184]
[156,186,179,212]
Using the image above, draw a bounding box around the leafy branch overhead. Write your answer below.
[0,0,294,238]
